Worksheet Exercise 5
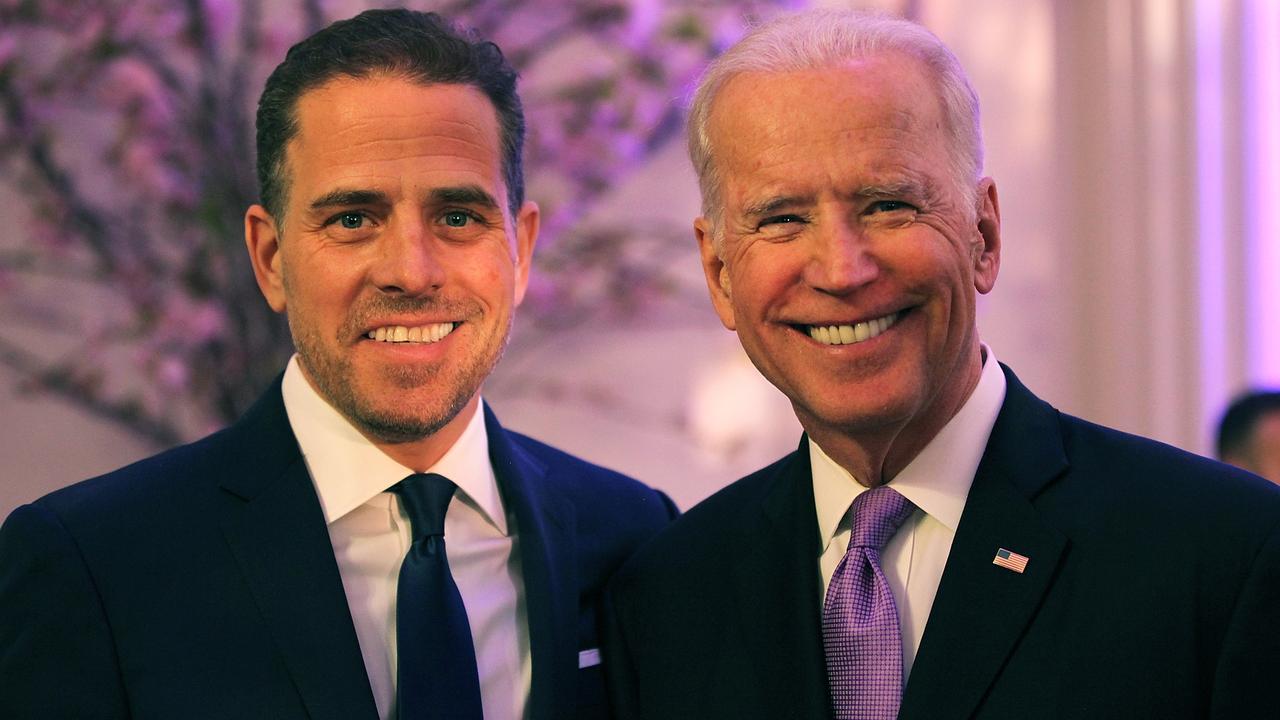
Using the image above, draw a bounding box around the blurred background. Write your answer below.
[1,0,1277,515]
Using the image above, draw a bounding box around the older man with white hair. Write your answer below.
[603,9,1280,720]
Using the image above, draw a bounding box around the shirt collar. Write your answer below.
[811,344,1007,550]
[280,355,507,534]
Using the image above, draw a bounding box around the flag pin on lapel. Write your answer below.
[993,547,1029,573]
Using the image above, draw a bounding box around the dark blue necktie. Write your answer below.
[391,473,484,719]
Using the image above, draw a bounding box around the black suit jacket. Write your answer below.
[0,380,676,719]
[603,364,1280,719]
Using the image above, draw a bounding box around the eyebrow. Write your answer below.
[308,188,390,211]
[430,185,501,210]
[851,180,929,199]
[743,194,815,219]
[306,185,502,213]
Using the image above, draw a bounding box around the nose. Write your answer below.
[802,217,879,295]
[368,217,446,296]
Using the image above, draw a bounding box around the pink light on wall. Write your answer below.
[1244,0,1280,384]
[1195,0,1227,419]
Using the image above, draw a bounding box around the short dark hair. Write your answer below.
[255,9,525,222]
[1216,389,1280,460]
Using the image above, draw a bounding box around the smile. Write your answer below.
[805,312,900,346]
[366,322,456,344]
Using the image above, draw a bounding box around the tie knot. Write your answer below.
[847,486,916,551]
[391,473,456,540]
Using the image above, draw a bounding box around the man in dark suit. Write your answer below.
[603,9,1280,719]
[0,10,674,719]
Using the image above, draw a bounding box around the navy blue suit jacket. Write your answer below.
[0,379,676,719]
[603,365,1280,719]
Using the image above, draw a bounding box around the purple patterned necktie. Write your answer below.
[823,485,918,720]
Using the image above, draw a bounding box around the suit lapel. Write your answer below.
[484,407,577,720]
[218,382,379,720]
[900,366,1069,720]
[729,445,833,719]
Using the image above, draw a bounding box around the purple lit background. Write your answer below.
[1,0,1276,517]
[1242,0,1279,385]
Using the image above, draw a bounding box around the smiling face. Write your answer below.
[696,53,1000,482]
[245,75,537,453]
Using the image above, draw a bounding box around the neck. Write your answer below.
[804,348,985,488]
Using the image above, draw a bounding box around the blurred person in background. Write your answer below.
[0,9,673,720]
[1218,389,1280,484]
[603,9,1280,719]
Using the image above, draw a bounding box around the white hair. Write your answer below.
[688,9,984,235]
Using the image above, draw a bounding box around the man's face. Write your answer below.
[246,75,537,442]
[1247,411,1280,484]
[696,54,1000,458]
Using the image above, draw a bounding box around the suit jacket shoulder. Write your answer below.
[604,446,832,720]
[501,424,678,528]
[0,380,371,719]
[614,449,800,578]
[1055,405,1279,524]
[901,364,1280,720]
[19,378,301,530]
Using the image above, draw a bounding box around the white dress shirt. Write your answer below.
[813,345,1006,681]
[281,356,530,720]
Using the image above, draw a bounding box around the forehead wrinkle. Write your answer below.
[332,116,490,139]
[319,131,495,160]
[308,106,498,161]
[884,106,920,130]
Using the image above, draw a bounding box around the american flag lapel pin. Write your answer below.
[992,547,1029,573]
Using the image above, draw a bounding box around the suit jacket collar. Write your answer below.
[730,442,835,719]
[483,404,578,720]
[900,363,1070,720]
[216,377,380,720]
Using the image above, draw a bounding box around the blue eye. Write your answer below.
[338,213,364,229]
[443,211,470,227]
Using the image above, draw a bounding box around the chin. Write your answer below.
[338,373,479,444]
[797,385,925,435]
[349,400,466,444]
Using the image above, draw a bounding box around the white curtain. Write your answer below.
[924,0,1279,455]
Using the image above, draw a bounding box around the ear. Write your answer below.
[972,177,1001,295]
[511,200,540,307]
[244,204,287,313]
[695,216,736,331]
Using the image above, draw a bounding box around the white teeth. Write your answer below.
[365,322,456,344]
[807,312,900,346]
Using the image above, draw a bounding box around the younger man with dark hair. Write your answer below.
[0,10,673,720]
